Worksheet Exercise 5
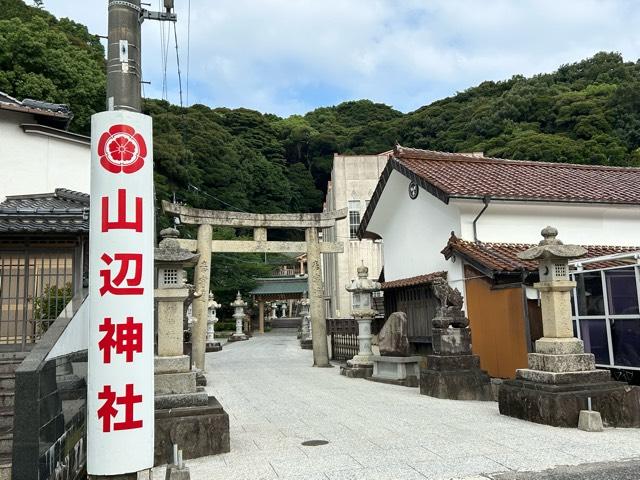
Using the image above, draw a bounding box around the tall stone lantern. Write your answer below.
[299,292,312,350]
[228,291,249,342]
[342,263,381,378]
[206,292,222,352]
[499,226,639,428]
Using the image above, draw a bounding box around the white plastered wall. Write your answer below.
[0,110,90,199]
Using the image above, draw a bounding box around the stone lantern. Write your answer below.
[155,227,200,361]
[206,292,222,352]
[299,292,312,350]
[499,226,638,429]
[154,227,231,464]
[342,263,381,378]
[228,291,249,342]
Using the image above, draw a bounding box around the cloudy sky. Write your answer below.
[43,0,640,117]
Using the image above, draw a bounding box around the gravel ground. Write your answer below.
[153,330,640,480]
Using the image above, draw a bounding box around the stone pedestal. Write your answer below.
[369,355,421,387]
[420,353,492,401]
[155,396,230,466]
[420,327,492,401]
[206,342,222,352]
[340,363,373,378]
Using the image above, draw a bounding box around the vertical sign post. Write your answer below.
[88,110,154,475]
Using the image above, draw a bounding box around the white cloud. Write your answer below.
[41,0,640,116]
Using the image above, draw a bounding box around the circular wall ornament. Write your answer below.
[408,181,419,200]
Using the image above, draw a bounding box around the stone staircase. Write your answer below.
[270,317,302,329]
[0,352,28,480]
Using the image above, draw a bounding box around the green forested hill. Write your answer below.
[3,1,640,301]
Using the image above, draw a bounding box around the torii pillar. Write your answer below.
[307,227,329,367]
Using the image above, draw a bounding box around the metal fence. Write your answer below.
[327,317,385,362]
[0,248,75,351]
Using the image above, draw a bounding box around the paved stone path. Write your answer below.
[153,331,640,479]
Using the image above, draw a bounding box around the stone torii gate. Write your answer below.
[162,201,346,370]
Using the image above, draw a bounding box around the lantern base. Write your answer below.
[155,396,230,466]
[206,342,223,352]
[300,338,313,350]
[499,378,640,428]
[340,363,373,379]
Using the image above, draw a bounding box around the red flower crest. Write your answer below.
[97,124,147,174]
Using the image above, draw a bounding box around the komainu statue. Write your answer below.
[431,277,468,328]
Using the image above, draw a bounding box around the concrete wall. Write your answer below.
[322,154,387,317]
[0,110,90,199]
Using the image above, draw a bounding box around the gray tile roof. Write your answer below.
[0,189,89,233]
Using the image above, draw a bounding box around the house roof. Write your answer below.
[249,276,308,296]
[0,91,72,128]
[0,189,89,234]
[358,145,640,239]
[381,271,446,290]
[441,233,640,277]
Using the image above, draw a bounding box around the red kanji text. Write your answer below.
[101,189,143,232]
[99,253,144,296]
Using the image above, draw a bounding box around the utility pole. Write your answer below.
[106,0,143,111]
[88,2,177,479]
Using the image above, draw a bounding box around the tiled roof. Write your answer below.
[381,271,446,290]
[0,91,72,123]
[394,146,640,205]
[0,189,89,233]
[442,234,640,274]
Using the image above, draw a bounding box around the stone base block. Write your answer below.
[578,410,604,432]
[196,370,207,387]
[498,379,640,428]
[155,389,209,410]
[206,342,222,352]
[420,354,492,401]
[300,339,312,350]
[369,355,421,387]
[155,396,230,466]
[227,334,249,342]
[432,328,472,355]
[516,368,611,384]
[165,464,190,480]
[535,337,584,355]
[155,355,191,374]
[155,372,196,395]
[528,353,595,373]
[340,364,373,378]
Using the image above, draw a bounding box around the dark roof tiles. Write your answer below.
[381,271,446,290]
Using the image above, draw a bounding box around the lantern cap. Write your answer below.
[517,226,587,261]
[346,262,381,293]
[155,227,200,266]
[231,291,246,308]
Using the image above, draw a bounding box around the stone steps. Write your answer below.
[0,428,13,456]
[0,353,28,480]
[0,377,13,392]
[0,454,10,480]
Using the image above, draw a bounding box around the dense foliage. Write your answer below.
[5,1,640,302]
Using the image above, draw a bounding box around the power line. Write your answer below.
[187,183,249,213]
[172,21,184,108]
[186,0,191,106]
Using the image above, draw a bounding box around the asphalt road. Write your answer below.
[492,459,640,480]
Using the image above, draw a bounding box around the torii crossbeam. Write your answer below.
[162,201,347,369]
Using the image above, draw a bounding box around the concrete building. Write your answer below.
[359,146,640,377]
[0,92,90,200]
[322,153,388,318]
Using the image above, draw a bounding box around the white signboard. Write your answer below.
[87,111,154,475]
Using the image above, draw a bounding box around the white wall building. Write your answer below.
[361,146,640,299]
[0,92,90,200]
[322,153,388,317]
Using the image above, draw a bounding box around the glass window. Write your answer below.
[575,271,605,316]
[605,268,639,315]
[610,319,640,367]
[579,318,610,365]
[348,200,361,239]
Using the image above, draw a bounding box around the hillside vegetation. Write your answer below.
[3,0,640,301]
